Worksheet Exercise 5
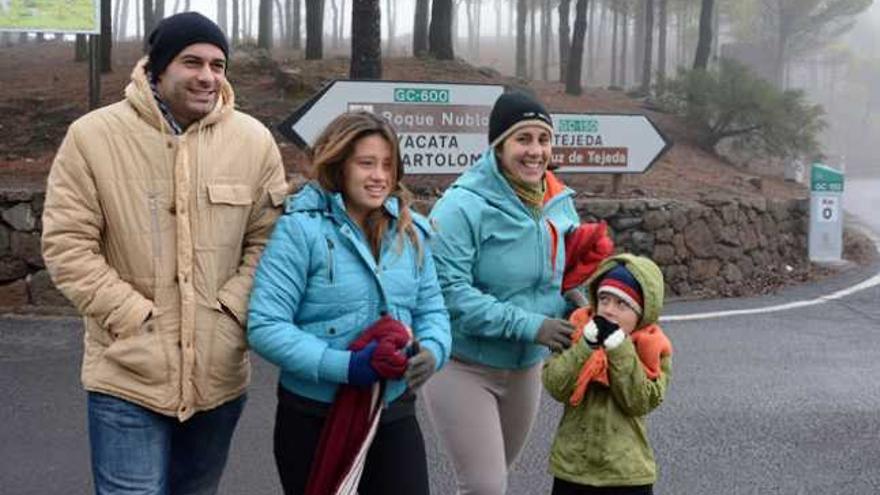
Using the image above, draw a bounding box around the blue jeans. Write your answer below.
[87,392,246,495]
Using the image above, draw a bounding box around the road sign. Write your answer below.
[548,113,672,173]
[809,163,844,262]
[279,80,504,174]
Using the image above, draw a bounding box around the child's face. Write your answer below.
[596,293,640,334]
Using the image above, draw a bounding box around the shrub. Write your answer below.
[658,58,826,162]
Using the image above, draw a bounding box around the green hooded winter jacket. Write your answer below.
[542,253,671,487]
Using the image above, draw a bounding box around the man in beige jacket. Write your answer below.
[41,12,288,495]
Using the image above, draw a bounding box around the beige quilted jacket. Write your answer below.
[42,58,288,420]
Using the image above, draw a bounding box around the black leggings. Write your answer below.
[552,477,654,495]
[273,387,430,495]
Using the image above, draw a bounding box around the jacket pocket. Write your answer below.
[100,318,170,389]
[207,304,249,390]
[205,183,254,248]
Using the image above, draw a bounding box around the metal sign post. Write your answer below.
[808,163,844,262]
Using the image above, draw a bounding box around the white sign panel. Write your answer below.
[817,196,839,223]
[549,113,671,173]
[279,80,504,174]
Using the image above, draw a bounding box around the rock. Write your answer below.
[630,231,654,254]
[0,224,9,255]
[580,200,620,219]
[653,244,676,265]
[0,279,28,307]
[0,188,36,202]
[690,258,721,282]
[10,231,42,267]
[721,263,744,283]
[683,220,715,258]
[612,216,644,231]
[29,270,70,307]
[655,227,674,243]
[2,203,36,231]
[0,257,27,282]
[477,66,501,78]
[642,210,671,231]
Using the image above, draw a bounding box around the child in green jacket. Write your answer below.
[542,253,672,495]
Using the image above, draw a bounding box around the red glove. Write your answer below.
[350,315,411,380]
[562,222,614,292]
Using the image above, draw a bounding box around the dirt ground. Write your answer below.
[1,40,874,293]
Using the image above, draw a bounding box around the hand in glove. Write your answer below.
[404,341,437,391]
[582,314,620,348]
[347,341,380,387]
[582,314,626,350]
[536,318,574,353]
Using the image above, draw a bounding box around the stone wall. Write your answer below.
[575,196,809,298]
[0,185,810,310]
[0,188,69,310]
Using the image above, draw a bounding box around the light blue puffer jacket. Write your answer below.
[247,183,451,403]
[429,150,579,369]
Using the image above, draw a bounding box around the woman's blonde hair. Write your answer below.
[309,111,421,260]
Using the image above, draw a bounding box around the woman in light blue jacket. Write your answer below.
[248,111,451,495]
[423,91,581,495]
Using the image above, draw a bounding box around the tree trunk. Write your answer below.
[558,0,570,82]
[113,0,123,41]
[118,0,130,39]
[218,0,228,34]
[657,0,667,94]
[610,2,618,87]
[232,0,240,45]
[640,0,653,95]
[305,0,324,59]
[413,0,429,57]
[620,4,628,87]
[495,0,502,44]
[633,0,644,86]
[100,0,112,73]
[135,0,141,38]
[275,0,286,43]
[350,0,381,79]
[541,0,550,81]
[516,0,527,78]
[429,0,454,59]
[340,0,346,45]
[143,0,154,38]
[154,0,165,23]
[586,0,595,84]
[330,0,339,48]
[385,0,394,55]
[528,0,536,79]
[565,0,588,95]
[75,34,88,61]
[291,0,301,49]
[172,0,180,14]
[258,0,272,49]
[692,0,712,70]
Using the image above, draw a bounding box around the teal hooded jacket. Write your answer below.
[247,183,451,404]
[429,150,580,369]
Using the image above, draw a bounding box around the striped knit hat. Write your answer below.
[597,264,643,315]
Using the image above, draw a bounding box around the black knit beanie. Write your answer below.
[488,91,554,148]
[147,12,229,82]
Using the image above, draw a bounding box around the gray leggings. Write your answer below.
[423,358,543,495]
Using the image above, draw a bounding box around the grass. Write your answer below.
[0,0,98,31]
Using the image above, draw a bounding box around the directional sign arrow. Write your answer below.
[549,113,672,174]
[279,80,504,174]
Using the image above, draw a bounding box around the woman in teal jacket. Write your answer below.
[248,112,451,495]
[423,91,581,495]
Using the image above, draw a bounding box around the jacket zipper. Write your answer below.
[325,237,335,284]
[148,193,162,260]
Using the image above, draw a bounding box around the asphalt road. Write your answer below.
[1,178,878,494]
